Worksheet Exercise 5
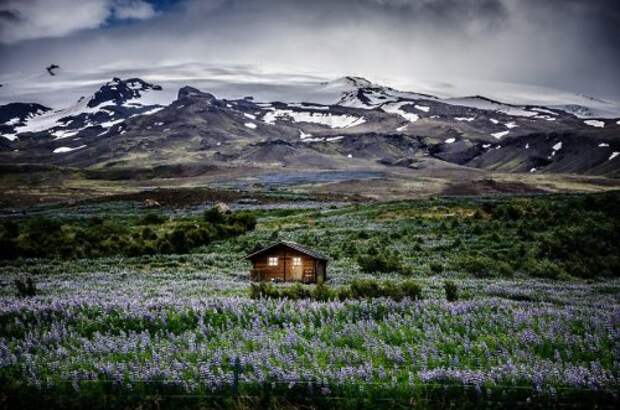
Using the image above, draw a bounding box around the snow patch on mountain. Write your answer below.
[491,131,509,139]
[381,102,419,122]
[414,105,430,112]
[53,145,86,153]
[262,108,365,128]
[584,120,605,128]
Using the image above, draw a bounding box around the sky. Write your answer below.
[1,0,620,100]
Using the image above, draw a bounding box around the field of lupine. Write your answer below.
[1,192,619,408]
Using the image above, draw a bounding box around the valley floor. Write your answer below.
[2,163,620,208]
[0,192,618,408]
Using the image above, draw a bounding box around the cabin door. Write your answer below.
[291,256,303,281]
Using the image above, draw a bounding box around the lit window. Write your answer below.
[293,257,302,266]
[268,257,278,266]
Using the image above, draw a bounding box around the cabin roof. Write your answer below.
[244,241,328,261]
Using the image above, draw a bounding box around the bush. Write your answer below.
[458,255,494,277]
[15,277,36,298]
[203,207,226,224]
[444,280,458,302]
[250,282,278,299]
[458,255,513,278]
[357,252,406,274]
[400,280,422,300]
[249,279,424,302]
[350,279,381,299]
[430,262,443,274]
[312,283,333,301]
[167,228,189,254]
[282,283,311,300]
[139,213,167,225]
[228,212,257,232]
[523,258,566,280]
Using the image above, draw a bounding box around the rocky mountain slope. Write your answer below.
[1,76,619,177]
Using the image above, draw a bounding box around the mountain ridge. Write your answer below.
[1,75,619,178]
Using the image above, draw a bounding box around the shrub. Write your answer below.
[228,212,257,232]
[312,283,333,301]
[444,280,458,302]
[458,255,494,277]
[250,282,278,299]
[167,228,189,254]
[203,207,226,224]
[430,262,443,274]
[15,277,36,298]
[139,213,167,225]
[249,280,423,302]
[523,258,566,280]
[400,280,422,300]
[282,283,311,300]
[357,252,405,274]
[141,227,158,240]
[350,279,381,299]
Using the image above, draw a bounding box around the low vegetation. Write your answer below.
[0,208,256,259]
[0,191,619,407]
[264,191,619,280]
[250,278,422,301]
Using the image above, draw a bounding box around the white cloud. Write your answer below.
[0,0,156,44]
[112,0,157,20]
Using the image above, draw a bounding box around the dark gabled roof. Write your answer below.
[244,241,328,261]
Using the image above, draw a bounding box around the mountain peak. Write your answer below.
[87,77,162,108]
[177,86,217,102]
[324,76,373,90]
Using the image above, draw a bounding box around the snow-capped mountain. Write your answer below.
[0,103,51,141]
[1,73,619,177]
[1,78,164,143]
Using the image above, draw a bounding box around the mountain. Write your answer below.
[1,75,619,178]
[0,77,164,144]
[0,103,51,142]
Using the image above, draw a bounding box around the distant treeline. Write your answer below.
[0,208,256,260]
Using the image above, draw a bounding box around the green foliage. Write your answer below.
[250,282,278,299]
[457,255,513,278]
[350,279,381,298]
[312,283,332,301]
[0,210,256,260]
[139,213,167,225]
[203,207,226,224]
[250,279,422,302]
[14,276,36,298]
[357,251,409,275]
[523,258,567,280]
[444,280,458,302]
[430,262,444,274]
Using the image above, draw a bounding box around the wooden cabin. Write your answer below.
[245,241,327,283]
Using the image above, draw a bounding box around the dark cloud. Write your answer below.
[1,0,619,99]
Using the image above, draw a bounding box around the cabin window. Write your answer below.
[292,257,302,266]
[268,257,278,266]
